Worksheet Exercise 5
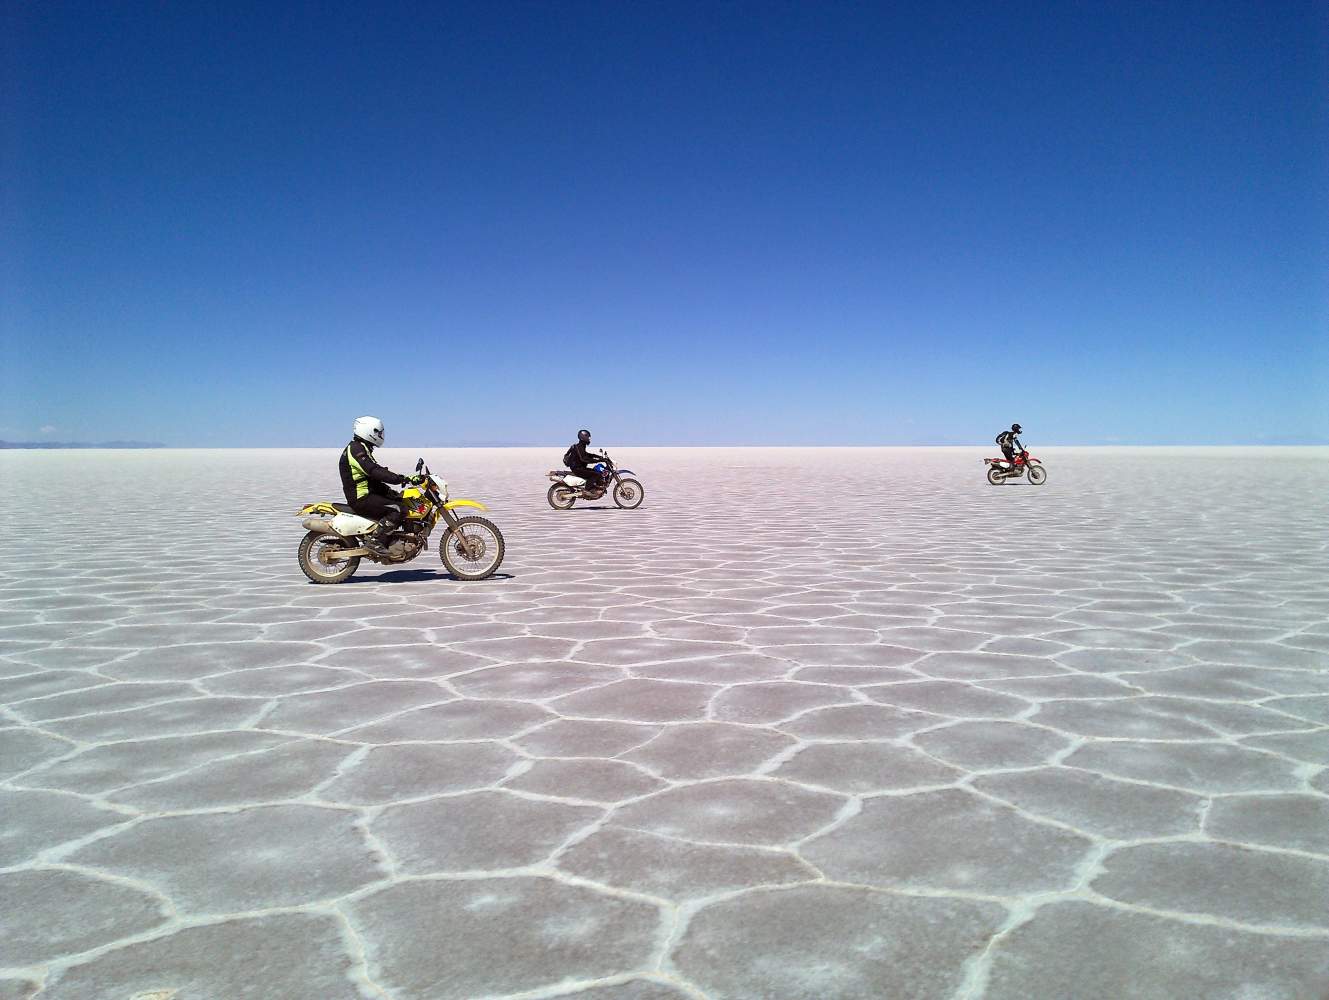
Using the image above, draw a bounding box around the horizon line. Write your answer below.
[5,442,1329,451]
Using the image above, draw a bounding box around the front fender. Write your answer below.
[614,469,635,476]
[443,499,488,511]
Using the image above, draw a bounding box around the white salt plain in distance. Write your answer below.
[0,446,1326,999]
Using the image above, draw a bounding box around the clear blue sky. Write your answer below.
[4,1,1326,446]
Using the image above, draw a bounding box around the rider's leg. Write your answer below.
[352,495,404,550]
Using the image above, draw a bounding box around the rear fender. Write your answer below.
[443,499,487,511]
[298,502,342,516]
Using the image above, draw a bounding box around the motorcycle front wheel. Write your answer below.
[986,467,1005,486]
[613,478,645,509]
[440,517,506,580]
[298,531,360,584]
[547,484,576,510]
[1028,464,1047,485]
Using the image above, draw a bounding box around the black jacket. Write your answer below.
[996,430,1023,451]
[566,441,601,468]
[340,439,406,503]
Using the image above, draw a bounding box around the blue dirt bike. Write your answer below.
[546,452,645,510]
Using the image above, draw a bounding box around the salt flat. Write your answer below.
[1,446,1327,999]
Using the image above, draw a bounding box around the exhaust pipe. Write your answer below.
[302,517,336,532]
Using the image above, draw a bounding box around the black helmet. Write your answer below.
[1011,423,1022,433]
[578,429,591,444]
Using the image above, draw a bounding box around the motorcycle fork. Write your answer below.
[437,506,481,558]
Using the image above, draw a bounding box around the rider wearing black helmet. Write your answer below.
[995,423,1024,465]
[564,429,608,489]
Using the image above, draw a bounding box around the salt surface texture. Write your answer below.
[1,447,1327,999]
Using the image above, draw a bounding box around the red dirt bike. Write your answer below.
[985,449,1046,485]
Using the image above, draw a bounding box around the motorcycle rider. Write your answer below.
[995,423,1024,465]
[564,429,608,490]
[341,416,417,555]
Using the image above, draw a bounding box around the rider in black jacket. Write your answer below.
[564,429,608,488]
[995,423,1024,464]
[340,416,411,550]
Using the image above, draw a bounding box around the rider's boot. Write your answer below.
[363,520,396,558]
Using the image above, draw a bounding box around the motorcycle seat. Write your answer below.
[331,503,357,514]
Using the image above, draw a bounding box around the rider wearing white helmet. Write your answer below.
[340,416,412,552]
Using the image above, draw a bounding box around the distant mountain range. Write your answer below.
[0,440,166,449]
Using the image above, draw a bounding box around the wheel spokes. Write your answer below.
[451,525,499,571]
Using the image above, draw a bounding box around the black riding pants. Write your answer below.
[351,493,405,528]
[1001,445,1016,463]
[571,465,603,488]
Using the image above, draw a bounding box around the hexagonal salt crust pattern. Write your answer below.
[1,447,1327,998]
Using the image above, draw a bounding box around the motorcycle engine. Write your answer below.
[386,538,420,561]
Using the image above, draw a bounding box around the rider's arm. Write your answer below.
[574,442,597,465]
[351,441,407,486]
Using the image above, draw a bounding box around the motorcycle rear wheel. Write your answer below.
[547,484,576,510]
[441,516,506,580]
[613,478,645,509]
[1028,464,1047,485]
[986,467,1005,486]
[298,531,360,584]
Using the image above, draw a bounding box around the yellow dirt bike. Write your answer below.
[296,459,504,584]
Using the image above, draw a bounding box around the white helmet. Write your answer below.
[352,415,384,447]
